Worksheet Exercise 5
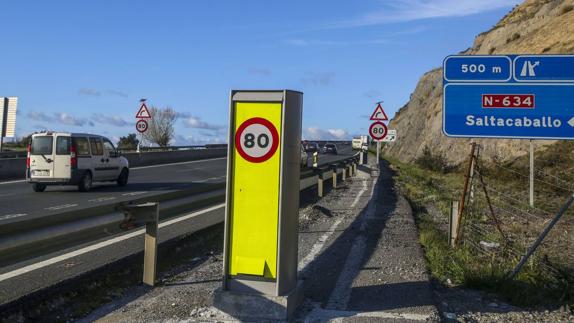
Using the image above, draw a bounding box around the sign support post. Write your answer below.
[376,141,381,165]
[215,90,304,321]
[530,140,534,207]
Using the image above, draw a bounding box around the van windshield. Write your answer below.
[31,136,53,155]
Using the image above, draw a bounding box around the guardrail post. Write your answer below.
[342,162,347,181]
[317,170,325,197]
[352,162,357,176]
[331,164,338,188]
[119,202,160,286]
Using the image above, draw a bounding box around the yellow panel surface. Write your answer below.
[229,102,282,279]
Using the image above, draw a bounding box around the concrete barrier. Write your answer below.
[0,148,228,181]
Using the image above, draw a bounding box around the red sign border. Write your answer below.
[136,103,152,119]
[369,121,388,140]
[234,117,279,163]
[136,119,148,133]
[369,103,389,121]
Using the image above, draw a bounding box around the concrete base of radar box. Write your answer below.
[213,281,304,321]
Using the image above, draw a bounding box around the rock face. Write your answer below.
[384,0,574,165]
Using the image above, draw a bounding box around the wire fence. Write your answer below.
[457,145,574,281]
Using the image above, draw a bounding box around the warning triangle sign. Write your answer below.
[370,103,388,121]
[136,103,152,119]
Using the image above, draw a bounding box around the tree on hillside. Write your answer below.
[142,106,177,147]
[117,133,139,150]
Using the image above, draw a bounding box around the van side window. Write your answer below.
[31,136,53,155]
[73,137,91,156]
[103,139,116,153]
[89,138,103,156]
[56,136,71,155]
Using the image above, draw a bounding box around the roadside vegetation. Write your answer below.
[384,144,574,310]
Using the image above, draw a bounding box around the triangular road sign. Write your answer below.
[136,103,151,119]
[370,103,388,121]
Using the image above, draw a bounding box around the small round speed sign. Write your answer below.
[136,119,148,133]
[235,117,279,163]
[369,121,388,140]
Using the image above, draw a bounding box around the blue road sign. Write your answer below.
[443,55,574,140]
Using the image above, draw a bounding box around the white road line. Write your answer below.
[0,213,27,221]
[88,197,116,203]
[298,219,343,272]
[350,180,368,208]
[121,191,148,197]
[0,157,227,185]
[0,203,225,282]
[0,179,26,185]
[326,176,376,311]
[304,308,431,322]
[45,204,78,211]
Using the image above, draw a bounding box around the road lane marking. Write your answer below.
[0,213,27,221]
[298,218,343,273]
[304,308,431,322]
[121,191,148,197]
[326,174,376,311]
[88,197,116,203]
[0,203,225,282]
[45,204,78,211]
[0,179,26,185]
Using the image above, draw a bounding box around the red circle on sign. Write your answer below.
[369,121,388,140]
[235,117,279,163]
[136,119,148,133]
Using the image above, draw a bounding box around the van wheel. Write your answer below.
[117,168,129,187]
[33,183,47,192]
[78,172,92,192]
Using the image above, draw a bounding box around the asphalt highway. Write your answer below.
[0,145,354,226]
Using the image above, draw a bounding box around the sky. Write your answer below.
[0,0,522,145]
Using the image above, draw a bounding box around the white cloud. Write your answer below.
[92,114,130,127]
[304,127,350,141]
[183,116,223,130]
[248,67,272,76]
[301,72,336,86]
[56,112,91,127]
[173,134,226,146]
[78,88,101,96]
[331,0,521,27]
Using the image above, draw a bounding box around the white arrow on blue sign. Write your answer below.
[443,55,574,140]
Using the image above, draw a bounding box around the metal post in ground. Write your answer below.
[376,141,381,165]
[449,201,460,248]
[529,140,534,207]
[509,193,574,279]
[455,142,476,246]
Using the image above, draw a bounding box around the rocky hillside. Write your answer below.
[384,0,574,165]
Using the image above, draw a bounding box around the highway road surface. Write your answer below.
[0,145,354,225]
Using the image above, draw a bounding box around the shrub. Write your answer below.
[415,145,450,173]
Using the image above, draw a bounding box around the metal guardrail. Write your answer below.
[0,153,360,270]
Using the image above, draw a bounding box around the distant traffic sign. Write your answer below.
[370,103,388,121]
[381,129,397,142]
[136,103,152,119]
[369,121,387,140]
[443,55,574,140]
[136,119,148,133]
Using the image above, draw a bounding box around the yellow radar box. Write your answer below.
[222,90,303,296]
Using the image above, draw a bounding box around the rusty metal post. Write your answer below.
[454,142,476,246]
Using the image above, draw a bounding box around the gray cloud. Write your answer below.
[27,111,53,122]
[106,89,128,97]
[301,72,335,86]
[183,116,224,131]
[92,113,130,127]
[78,88,101,96]
[56,112,91,126]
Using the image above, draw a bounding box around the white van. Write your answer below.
[26,132,129,192]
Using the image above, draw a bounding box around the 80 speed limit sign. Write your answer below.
[369,121,388,140]
[235,117,279,163]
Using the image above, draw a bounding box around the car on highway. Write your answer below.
[322,143,338,154]
[300,145,308,168]
[27,132,129,192]
[305,142,320,153]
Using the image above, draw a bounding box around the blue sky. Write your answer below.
[0,0,521,145]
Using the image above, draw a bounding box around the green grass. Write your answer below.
[385,154,574,309]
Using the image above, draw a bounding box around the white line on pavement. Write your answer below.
[298,219,343,272]
[88,197,116,203]
[121,191,148,197]
[0,213,28,221]
[45,204,78,211]
[0,203,225,282]
[304,308,431,322]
